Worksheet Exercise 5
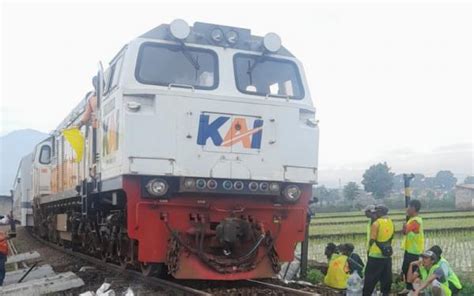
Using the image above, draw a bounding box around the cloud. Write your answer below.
[432,142,473,153]
[319,142,473,187]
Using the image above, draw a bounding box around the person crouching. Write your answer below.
[407,250,452,296]
[324,242,350,290]
[340,243,365,278]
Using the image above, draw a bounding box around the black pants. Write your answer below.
[363,256,392,296]
[401,251,419,290]
[449,281,461,295]
[0,253,6,286]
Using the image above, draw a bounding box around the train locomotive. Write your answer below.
[16,19,319,280]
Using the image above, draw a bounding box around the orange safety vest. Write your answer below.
[0,231,8,255]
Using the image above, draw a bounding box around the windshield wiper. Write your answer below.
[246,54,268,85]
[178,42,200,71]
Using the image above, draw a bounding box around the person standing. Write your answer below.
[362,205,394,296]
[400,199,425,294]
[364,205,377,248]
[78,76,99,129]
[0,230,9,286]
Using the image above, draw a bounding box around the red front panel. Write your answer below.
[123,175,310,279]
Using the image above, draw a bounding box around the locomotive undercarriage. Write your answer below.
[32,192,157,275]
[32,190,281,278]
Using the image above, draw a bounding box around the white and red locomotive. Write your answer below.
[15,19,319,280]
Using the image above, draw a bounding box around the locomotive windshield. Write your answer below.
[234,53,304,100]
[136,42,218,89]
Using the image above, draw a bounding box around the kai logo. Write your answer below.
[197,114,263,149]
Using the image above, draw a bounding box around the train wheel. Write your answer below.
[116,238,129,270]
[118,255,128,270]
[140,262,162,277]
[100,250,109,262]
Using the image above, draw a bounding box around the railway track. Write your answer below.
[26,228,211,296]
[246,279,320,296]
[26,228,319,295]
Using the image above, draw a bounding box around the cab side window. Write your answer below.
[104,56,124,96]
[104,66,115,95]
[39,145,51,164]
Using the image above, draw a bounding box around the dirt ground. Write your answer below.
[8,226,170,295]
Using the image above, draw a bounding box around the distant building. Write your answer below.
[455,184,474,209]
[0,195,12,216]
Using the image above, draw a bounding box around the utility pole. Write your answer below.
[300,211,310,279]
[403,173,415,221]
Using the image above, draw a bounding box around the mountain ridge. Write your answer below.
[0,129,49,195]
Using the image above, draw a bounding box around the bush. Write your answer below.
[307,268,325,284]
[459,276,474,296]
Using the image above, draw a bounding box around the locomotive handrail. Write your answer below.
[265,93,290,101]
[128,156,176,162]
[168,83,195,92]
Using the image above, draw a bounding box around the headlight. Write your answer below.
[259,182,269,192]
[249,181,258,191]
[263,32,281,53]
[282,185,302,203]
[169,19,190,40]
[146,178,168,197]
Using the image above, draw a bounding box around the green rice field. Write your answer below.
[308,210,474,280]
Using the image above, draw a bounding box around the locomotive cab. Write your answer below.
[33,139,52,198]
[106,20,318,279]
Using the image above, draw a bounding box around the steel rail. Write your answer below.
[26,229,211,296]
[27,229,322,295]
[246,279,320,296]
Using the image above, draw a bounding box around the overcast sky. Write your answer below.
[1,0,472,185]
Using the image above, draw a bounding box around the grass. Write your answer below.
[459,275,474,296]
[309,217,474,236]
[308,210,474,284]
[312,211,474,224]
[306,268,325,284]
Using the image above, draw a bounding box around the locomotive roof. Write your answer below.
[140,21,295,57]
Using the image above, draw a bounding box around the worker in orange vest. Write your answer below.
[0,230,9,286]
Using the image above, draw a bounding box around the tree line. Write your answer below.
[316,162,473,203]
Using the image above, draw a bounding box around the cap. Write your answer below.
[421,250,438,261]
[363,205,376,213]
[375,205,389,215]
